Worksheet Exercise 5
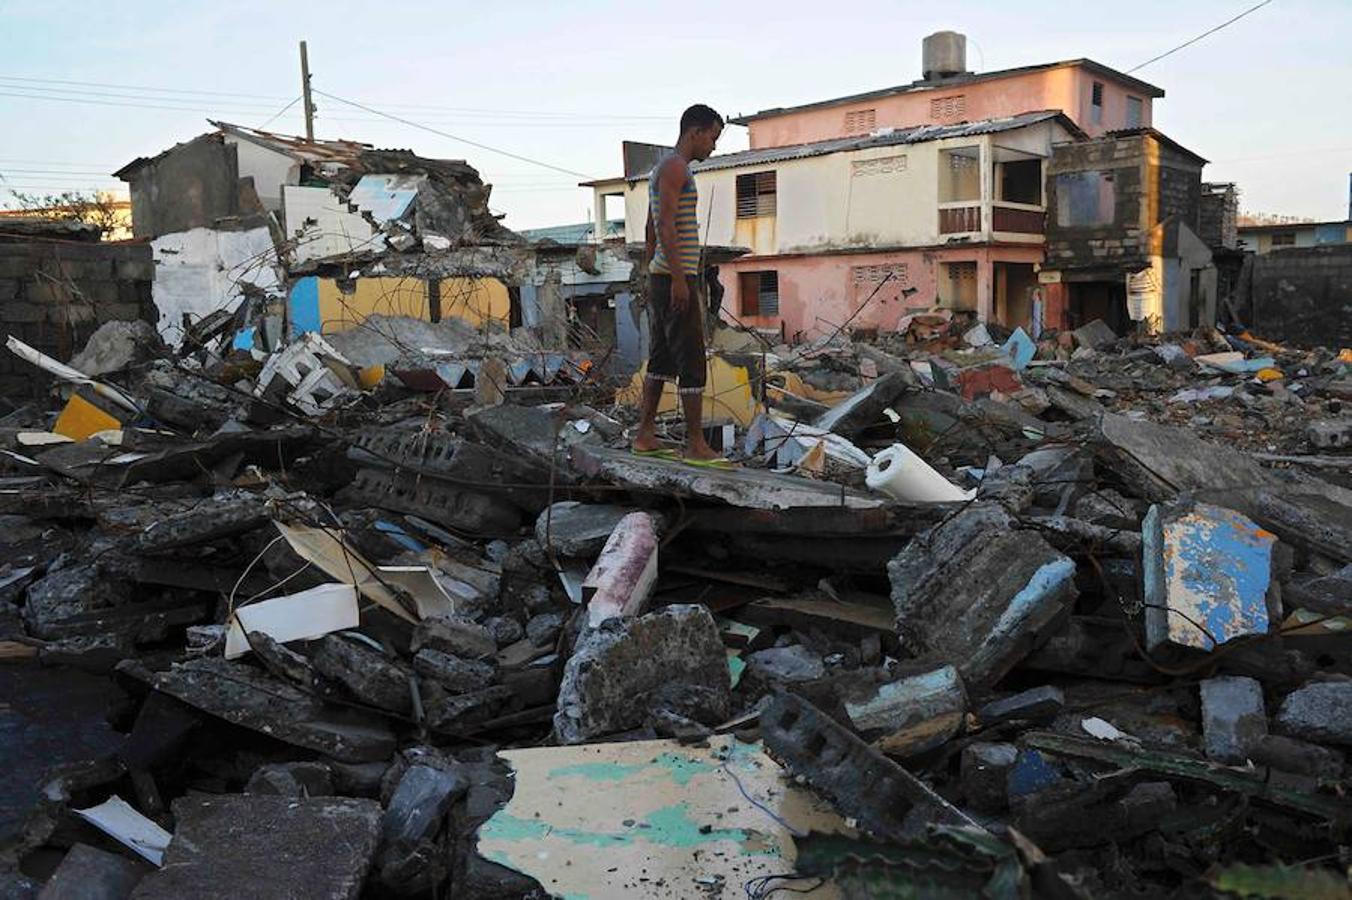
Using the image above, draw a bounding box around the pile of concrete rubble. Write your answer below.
[1,312,1350,899]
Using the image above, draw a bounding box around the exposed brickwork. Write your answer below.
[0,240,154,400]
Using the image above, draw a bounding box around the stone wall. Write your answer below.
[0,240,155,400]
[1247,245,1352,347]
[1045,134,1147,273]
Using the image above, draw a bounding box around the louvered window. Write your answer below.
[740,271,779,316]
[735,171,777,218]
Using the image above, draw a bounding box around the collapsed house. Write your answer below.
[1,233,1350,898]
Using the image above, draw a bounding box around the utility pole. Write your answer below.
[299,40,315,140]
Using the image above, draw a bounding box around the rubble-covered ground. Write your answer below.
[1,312,1350,899]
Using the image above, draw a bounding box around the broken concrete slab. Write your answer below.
[476,736,848,899]
[1072,318,1116,351]
[119,658,396,763]
[68,320,162,379]
[244,762,334,798]
[533,501,638,558]
[1015,778,1176,852]
[889,503,1078,688]
[582,511,658,627]
[1199,676,1267,764]
[813,372,915,436]
[135,494,268,554]
[422,684,515,733]
[1143,501,1276,653]
[465,403,603,484]
[976,686,1065,727]
[553,604,730,744]
[1096,413,1275,502]
[38,843,147,900]
[1250,734,1345,780]
[312,635,413,715]
[760,691,977,841]
[524,611,563,648]
[22,561,133,641]
[1275,680,1352,747]
[410,614,496,660]
[745,645,826,683]
[380,764,466,865]
[571,445,886,510]
[129,795,381,900]
[1307,418,1352,450]
[413,649,496,694]
[845,665,967,758]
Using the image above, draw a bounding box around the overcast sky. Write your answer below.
[1,0,1348,229]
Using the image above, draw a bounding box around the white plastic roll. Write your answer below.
[865,443,976,503]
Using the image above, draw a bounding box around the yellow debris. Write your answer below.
[53,393,123,441]
[1255,368,1284,383]
[357,364,386,390]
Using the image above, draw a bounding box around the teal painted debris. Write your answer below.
[1143,501,1276,653]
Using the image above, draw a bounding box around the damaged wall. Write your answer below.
[288,275,511,336]
[0,238,154,398]
[1246,245,1352,347]
[151,226,279,344]
[117,134,250,239]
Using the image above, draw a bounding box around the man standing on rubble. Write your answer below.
[632,104,726,465]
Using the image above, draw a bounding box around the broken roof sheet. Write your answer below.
[729,58,1165,125]
[210,120,372,165]
[1102,127,1209,165]
[347,173,424,223]
[620,111,1082,182]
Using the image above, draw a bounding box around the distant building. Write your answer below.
[0,193,133,241]
[1238,220,1352,255]
[518,219,624,244]
[588,32,1176,338]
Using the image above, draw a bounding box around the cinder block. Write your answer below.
[1308,419,1352,450]
[115,257,155,281]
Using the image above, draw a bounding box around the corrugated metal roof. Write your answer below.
[210,120,372,165]
[623,110,1079,181]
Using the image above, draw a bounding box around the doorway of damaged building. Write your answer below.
[993,262,1038,332]
[1063,274,1132,334]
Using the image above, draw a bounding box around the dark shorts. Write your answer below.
[646,274,707,393]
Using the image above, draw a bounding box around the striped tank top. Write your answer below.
[648,155,700,276]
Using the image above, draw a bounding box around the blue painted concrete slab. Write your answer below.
[1001,327,1036,371]
[1143,502,1276,652]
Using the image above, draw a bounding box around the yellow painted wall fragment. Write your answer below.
[53,393,123,441]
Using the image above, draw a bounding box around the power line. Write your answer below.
[0,72,668,120]
[0,89,284,115]
[0,81,288,112]
[0,73,291,100]
[1127,0,1276,73]
[0,168,118,176]
[313,89,596,180]
[258,96,301,130]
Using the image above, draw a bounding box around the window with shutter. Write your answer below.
[929,95,966,120]
[843,108,877,134]
[735,171,777,219]
[739,271,780,316]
